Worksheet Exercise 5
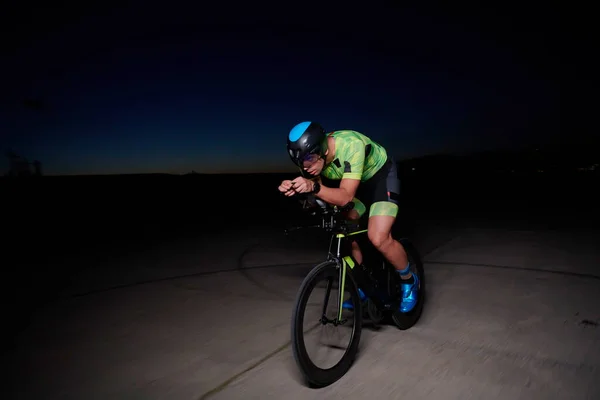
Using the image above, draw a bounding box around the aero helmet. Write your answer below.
[287,121,327,167]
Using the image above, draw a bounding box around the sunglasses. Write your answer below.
[301,153,320,164]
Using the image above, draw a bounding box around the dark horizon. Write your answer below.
[3,142,598,178]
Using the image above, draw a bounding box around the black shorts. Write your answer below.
[353,157,401,218]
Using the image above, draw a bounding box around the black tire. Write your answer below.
[391,238,426,330]
[291,260,363,388]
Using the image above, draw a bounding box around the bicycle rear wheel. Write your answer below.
[291,260,363,388]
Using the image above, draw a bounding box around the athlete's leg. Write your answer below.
[367,210,409,275]
[365,158,407,272]
[366,158,419,312]
[368,203,418,312]
[342,198,368,309]
[351,239,363,265]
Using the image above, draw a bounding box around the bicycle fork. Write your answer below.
[322,232,366,326]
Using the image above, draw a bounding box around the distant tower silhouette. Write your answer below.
[33,160,42,176]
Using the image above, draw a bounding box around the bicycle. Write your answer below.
[286,194,426,388]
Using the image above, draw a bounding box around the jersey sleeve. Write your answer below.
[341,138,365,180]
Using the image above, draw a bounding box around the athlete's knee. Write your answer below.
[367,229,393,250]
[346,209,360,221]
[347,197,366,219]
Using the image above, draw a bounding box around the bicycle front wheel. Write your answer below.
[291,260,363,388]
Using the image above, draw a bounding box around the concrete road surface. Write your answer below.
[7,225,600,399]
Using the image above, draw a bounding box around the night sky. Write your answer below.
[2,3,564,175]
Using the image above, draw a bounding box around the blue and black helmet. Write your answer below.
[287,121,327,167]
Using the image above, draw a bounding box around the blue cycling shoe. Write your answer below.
[342,288,367,310]
[399,271,419,313]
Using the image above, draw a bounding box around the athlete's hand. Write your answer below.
[278,180,297,197]
[290,176,315,194]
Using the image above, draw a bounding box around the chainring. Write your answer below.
[366,298,384,324]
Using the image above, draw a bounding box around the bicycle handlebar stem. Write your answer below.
[284,192,360,235]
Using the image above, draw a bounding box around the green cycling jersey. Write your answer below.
[321,130,388,182]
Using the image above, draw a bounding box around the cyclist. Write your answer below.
[278,121,419,313]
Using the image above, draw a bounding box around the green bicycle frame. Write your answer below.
[332,228,368,321]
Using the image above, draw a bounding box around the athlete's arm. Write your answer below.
[314,138,365,206]
[312,178,359,207]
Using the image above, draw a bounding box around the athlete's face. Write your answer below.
[303,154,325,176]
